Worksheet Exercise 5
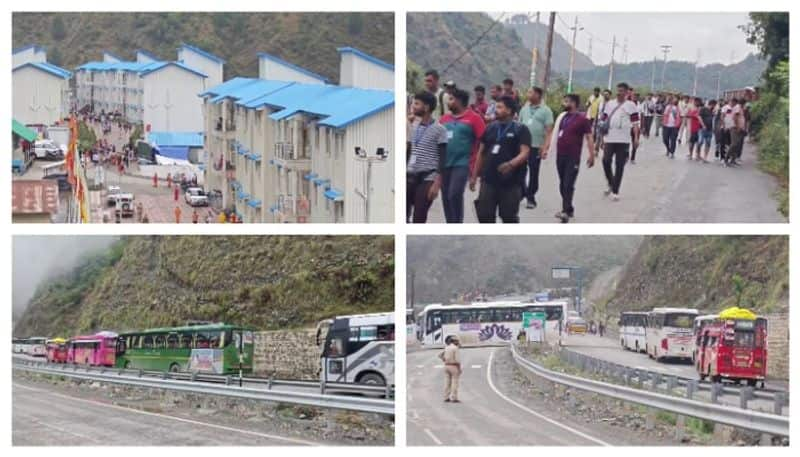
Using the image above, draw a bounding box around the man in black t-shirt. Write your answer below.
[698,99,716,163]
[469,96,531,223]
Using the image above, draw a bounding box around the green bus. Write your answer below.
[115,323,255,374]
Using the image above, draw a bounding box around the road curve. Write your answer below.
[407,345,622,446]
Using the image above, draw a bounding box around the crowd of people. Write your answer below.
[406,70,753,224]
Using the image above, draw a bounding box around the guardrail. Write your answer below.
[13,360,394,416]
[510,344,789,437]
[557,347,788,415]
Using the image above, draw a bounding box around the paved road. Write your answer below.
[12,381,315,445]
[565,334,789,415]
[407,346,631,446]
[425,137,785,223]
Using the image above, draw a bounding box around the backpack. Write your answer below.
[596,101,624,136]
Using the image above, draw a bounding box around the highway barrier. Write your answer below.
[510,344,789,437]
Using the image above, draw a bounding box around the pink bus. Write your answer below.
[67,331,118,367]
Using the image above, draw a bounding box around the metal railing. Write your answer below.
[13,359,394,415]
[557,347,788,415]
[510,344,789,437]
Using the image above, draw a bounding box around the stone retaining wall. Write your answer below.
[253,328,321,380]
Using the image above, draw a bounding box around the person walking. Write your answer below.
[440,88,486,223]
[677,95,691,144]
[519,87,554,209]
[545,94,595,223]
[600,82,640,201]
[423,70,446,120]
[470,85,489,117]
[407,92,448,223]
[484,85,502,124]
[661,97,681,159]
[653,94,665,137]
[728,98,746,166]
[174,205,182,224]
[630,92,641,164]
[687,97,705,161]
[641,93,655,139]
[699,99,717,163]
[720,98,735,165]
[440,335,462,403]
[469,96,531,223]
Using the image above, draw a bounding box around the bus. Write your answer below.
[116,323,255,374]
[692,314,719,363]
[318,312,394,386]
[696,317,767,386]
[46,338,69,363]
[68,332,118,367]
[645,308,698,362]
[619,311,648,353]
[12,338,26,354]
[26,337,47,357]
[418,301,568,347]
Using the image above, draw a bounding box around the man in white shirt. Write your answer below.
[600,82,640,201]
[720,99,735,164]
[677,95,690,144]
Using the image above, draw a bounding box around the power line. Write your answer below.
[440,12,507,75]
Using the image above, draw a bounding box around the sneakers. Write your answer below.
[451,399,461,403]
[554,211,570,223]
[444,398,451,402]
[630,159,636,165]
[611,193,620,202]
[525,199,537,209]
[603,188,612,197]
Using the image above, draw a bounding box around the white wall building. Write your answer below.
[13,44,47,68]
[257,52,329,84]
[135,49,160,63]
[337,47,394,91]
[201,48,394,223]
[103,50,122,63]
[12,45,72,126]
[178,44,225,89]
[75,59,208,132]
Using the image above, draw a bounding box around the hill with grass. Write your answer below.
[14,236,394,337]
[12,12,394,83]
[595,236,788,318]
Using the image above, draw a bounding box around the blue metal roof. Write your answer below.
[200,78,394,129]
[247,199,262,208]
[77,60,207,78]
[324,188,344,201]
[303,172,318,181]
[13,61,72,79]
[13,44,46,55]
[148,131,204,148]
[155,146,189,161]
[337,47,394,71]
[180,43,226,64]
[257,52,329,83]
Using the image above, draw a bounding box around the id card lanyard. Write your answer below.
[492,122,513,154]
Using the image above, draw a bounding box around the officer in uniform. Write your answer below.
[440,334,462,403]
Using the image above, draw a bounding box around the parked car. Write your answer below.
[107,185,122,206]
[566,317,588,335]
[32,140,65,160]
[115,193,135,217]
[184,187,209,207]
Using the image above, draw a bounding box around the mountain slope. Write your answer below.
[605,236,788,315]
[12,12,394,82]
[14,236,394,337]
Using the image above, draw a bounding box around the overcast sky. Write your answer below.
[493,12,758,66]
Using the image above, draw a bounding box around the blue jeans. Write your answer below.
[441,166,470,223]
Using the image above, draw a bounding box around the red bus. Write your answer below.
[695,317,767,387]
[46,338,69,364]
[67,331,118,367]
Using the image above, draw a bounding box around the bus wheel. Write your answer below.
[747,379,757,387]
[358,372,386,386]
[169,363,181,373]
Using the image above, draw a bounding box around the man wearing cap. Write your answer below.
[440,335,462,402]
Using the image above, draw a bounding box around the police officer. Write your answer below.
[440,335,462,403]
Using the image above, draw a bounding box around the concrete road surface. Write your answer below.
[425,138,785,223]
[407,345,653,446]
[564,334,789,415]
[12,381,315,445]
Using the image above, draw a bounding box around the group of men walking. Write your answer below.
[407,69,752,223]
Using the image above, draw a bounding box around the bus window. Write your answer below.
[324,329,347,357]
[377,324,394,341]
[734,331,755,348]
[477,309,496,323]
[195,332,210,348]
[115,338,126,355]
[664,314,694,328]
[166,333,179,349]
[153,334,166,349]
[179,332,192,349]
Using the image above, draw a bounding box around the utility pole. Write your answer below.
[542,12,556,94]
[529,12,540,88]
[409,270,415,307]
[660,44,672,90]
[622,37,628,64]
[692,49,701,97]
[650,56,656,92]
[607,35,616,90]
[566,15,583,93]
[716,69,722,100]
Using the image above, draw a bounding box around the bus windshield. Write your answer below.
[664,313,695,328]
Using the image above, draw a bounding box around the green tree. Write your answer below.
[741,13,789,67]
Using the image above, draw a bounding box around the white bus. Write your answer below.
[418,301,568,348]
[318,312,394,387]
[618,311,648,353]
[645,307,698,361]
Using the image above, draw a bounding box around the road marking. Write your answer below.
[434,364,443,368]
[13,383,318,446]
[485,349,611,446]
[416,365,424,368]
[471,364,482,369]
[424,427,443,445]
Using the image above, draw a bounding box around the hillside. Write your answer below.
[12,12,394,83]
[407,236,641,305]
[14,236,394,337]
[505,14,594,73]
[571,53,766,99]
[601,236,788,317]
